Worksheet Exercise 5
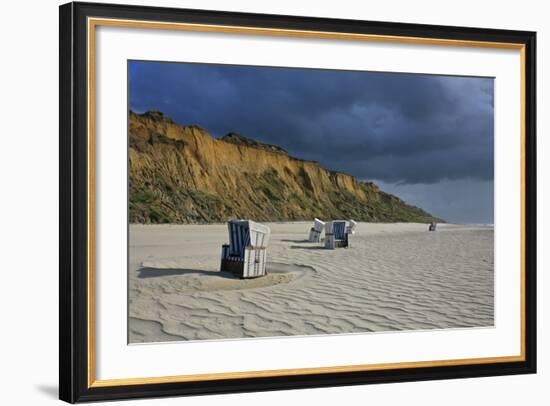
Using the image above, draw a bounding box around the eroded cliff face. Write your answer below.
[129,111,442,224]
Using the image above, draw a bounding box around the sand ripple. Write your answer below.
[128,223,494,343]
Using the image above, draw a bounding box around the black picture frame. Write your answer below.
[59,1,537,403]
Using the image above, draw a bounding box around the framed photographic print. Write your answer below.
[59,1,537,403]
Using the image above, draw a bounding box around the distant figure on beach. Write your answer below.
[429,222,437,231]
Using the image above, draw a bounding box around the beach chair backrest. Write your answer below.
[227,220,271,257]
[333,221,347,240]
[228,220,250,257]
[313,218,325,232]
[248,220,271,248]
[326,220,347,240]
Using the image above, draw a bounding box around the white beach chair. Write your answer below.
[220,220,271,278]
[325,220,351,249]
[308,218,325,242]
[429,222,437,231]
[346,219,358,235]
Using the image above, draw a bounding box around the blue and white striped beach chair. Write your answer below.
[220,220,271,278]
[325,220,352,249]
[308,218,325,242]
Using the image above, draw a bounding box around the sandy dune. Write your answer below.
[129,222,494,343]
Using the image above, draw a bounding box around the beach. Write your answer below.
[129,222,494,343]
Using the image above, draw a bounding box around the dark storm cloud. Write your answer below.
[374,179,494,224]
[129,61,494,186]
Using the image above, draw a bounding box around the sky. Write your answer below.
[129,61,494,224]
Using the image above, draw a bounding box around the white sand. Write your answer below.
[129,222,494,343]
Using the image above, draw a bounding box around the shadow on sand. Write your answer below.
[289,245,326,250]
[138,267,237,279]
[280,239,311,243]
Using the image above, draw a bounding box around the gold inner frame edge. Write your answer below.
[87,17,527,388]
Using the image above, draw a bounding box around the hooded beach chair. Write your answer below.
[308,218,326,242]
[346,219,358,235]
[325,220,352,249]
[220,220,271,278]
